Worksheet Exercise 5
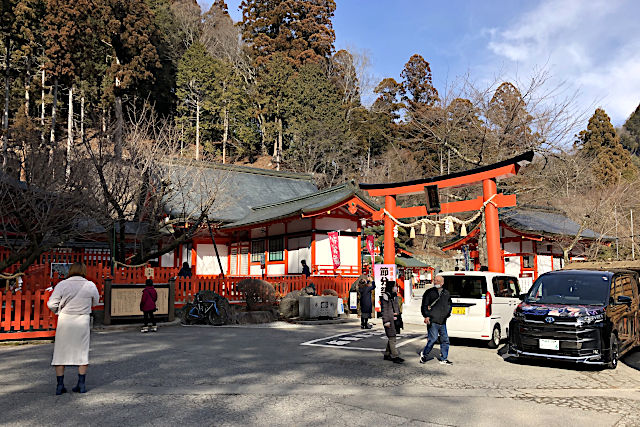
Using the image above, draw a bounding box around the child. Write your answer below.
[140,279,158,332]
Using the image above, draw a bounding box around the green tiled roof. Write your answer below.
[162,160,318,223]
[441,207,611,248]
[222,181,379,229]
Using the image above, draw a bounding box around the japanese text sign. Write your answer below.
[327,231,341,270]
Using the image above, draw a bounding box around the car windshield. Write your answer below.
[525,273,611,305]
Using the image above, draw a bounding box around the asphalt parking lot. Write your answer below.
[1,322,639,426]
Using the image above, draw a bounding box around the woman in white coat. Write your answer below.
[47,262,100,395]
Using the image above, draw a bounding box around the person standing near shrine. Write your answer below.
[301,260,311,278]
[47,262,100,395]
[177,262,192,278]
[381,281,404,363]
[420,275,453,365]
[140,279,158,333]
[358,276,375,329]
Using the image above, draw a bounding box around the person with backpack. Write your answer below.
[140,279,158,333]
[419,275,453,365]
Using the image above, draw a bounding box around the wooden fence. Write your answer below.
[0,290,57,340]
[174,275,354,305]
[0,269,355,340]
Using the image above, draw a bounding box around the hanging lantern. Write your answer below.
[420,222,427,235]
[410,226,416,239]
[460,223,467,237]
[434,223,441,237]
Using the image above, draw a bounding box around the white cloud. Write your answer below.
[485,0,640,125]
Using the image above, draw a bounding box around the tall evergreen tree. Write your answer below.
[576,108,636,186]
[240,0,336,66]
[176,42,217,160]
[100,0,160,158]
[620,103,640,155]
[255,53,294,168]
[487,82,537,159]
[400,54,438,109]
[283,61,348,184]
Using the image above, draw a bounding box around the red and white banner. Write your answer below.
[327,231,341,270]
[366,235,375,266]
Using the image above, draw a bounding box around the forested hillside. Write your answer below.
[1,0,640,268]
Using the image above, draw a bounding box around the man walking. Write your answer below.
[420,275,453,365]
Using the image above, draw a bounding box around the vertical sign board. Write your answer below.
[374,264,396,310]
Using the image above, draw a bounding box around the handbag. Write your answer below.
[394,314,403,332]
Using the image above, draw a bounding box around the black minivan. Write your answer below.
[508,269,640,368]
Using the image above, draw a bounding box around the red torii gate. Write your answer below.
[360,151,534,273]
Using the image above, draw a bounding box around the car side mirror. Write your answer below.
[518,293,527,301]
[617,295,632,306]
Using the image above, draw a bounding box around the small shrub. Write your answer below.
[322,289,338,296]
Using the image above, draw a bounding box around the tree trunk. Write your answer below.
[40,68,45,144]
[118,217,126,263]
[274,116,282,171]
[195,100,200,160]
[114,94,123,159]
[222,106,228,164]
[66,85,73,179]
[24,57,31,117]
[2,36,11,168]
[258,113,266,155]
[49,77,58,165]
[80,93,85,145]
[367,145,371,174]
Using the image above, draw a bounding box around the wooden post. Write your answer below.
[168,278,175,322]
[103,278,112,325]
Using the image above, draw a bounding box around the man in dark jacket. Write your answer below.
[420,275,453,365]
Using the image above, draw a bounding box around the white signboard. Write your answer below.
[349,292,358,310]
[374,264,396,310]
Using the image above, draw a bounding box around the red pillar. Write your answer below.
[483,178,503,272]
[384,195,396,265]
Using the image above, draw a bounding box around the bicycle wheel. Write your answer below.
[182,303,194,325]
[208,306,228,326]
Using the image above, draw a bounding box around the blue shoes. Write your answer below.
[72,374,87,393]
[55,375,67,395]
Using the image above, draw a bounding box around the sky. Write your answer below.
[197,0,640,127]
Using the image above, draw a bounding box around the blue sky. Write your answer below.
[197,0,640,127]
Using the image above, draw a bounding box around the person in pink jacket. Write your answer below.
[140,279,158,332]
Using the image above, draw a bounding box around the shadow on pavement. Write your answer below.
[622,347,640,371]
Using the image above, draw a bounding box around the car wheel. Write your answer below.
[607,333,618,369]
[488,325,501,348]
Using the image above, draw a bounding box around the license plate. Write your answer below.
[539,339,559,350]
[452,307,466,315]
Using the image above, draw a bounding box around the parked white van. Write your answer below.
[440,271,521,348]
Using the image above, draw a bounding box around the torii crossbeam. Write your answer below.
[359,151,534,272]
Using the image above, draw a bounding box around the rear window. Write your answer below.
[444,276,487,299]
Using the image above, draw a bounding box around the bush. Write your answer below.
[236,279,276,311]
[322,289,338,296]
